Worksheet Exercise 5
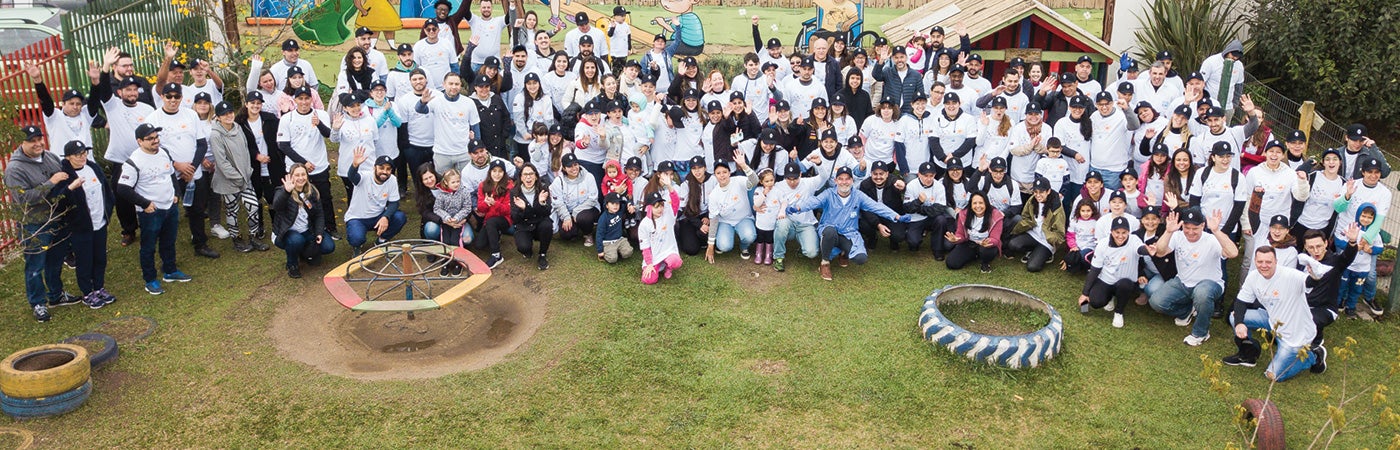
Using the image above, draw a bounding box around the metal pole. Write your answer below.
[402,244,417,321]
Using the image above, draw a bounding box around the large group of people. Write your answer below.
[7,3,1394,383]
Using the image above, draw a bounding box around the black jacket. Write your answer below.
[859,177,904,219]
[272,188,326,238]
[1305,244,1359,308]
[237,112,284,181]
[837,85,872,127]
[471,94,512,156]
[53,160,114,233]
[715,112,761,166]
[510,184,553,233]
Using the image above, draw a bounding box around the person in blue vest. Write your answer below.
[787,166,911,281]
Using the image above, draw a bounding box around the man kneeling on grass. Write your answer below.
[786,166,911,281]
[344,148,407,254]
[1223,246,1326,380]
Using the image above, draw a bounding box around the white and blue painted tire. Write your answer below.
[918,284,1064,369]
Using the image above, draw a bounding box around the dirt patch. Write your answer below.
[12,351,74,372]
[750,359,789,376]
[269,262,547,381]
[939,299,1049,336]
[0,427,35,450]
[88,316,158,344]
[724,259,786,295]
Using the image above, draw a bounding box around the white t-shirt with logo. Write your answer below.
[119,149,177,210]
[143,107,209,180]
[1168,231,1225,288]
[1237,266,1315,348]
[102,97,155,164]
[74,164,107,229]
[344,165,400,221]
[276,108,332,175]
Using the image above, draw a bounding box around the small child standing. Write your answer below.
[433,169,475,276]
[606,7,632,74]
[751,168,778,265]
[639,191,682,284]
[527,123,553,186]
[1062,198,1099,274]
[596,193,636,263]
[1336,203,1384,318]
[1036,137,1071,194]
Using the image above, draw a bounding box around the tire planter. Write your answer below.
[0,344,90,398]
[1241,398,1285,450]
[918,284,1064,369]
[0,381,92,420]
[62,334,119,370]
[0,427,36,449]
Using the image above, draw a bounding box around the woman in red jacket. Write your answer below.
[943,192,1004,274]
[476,160,514,269]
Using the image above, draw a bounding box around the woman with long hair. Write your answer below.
[245,56,284,115]
[1162,148,1197,213]
[674,157,716,256]
[277,67,323,114]
[1007,177,1065,272]
[563,58,602,109]
[414,162,443,240]
[236,92,282,224]
[510,164,554,270]
[512,73,556,159]
[272,165,335,278]
[337,47,375,96]
[838,70,872,126]
[944,192,1004,273]
[542,52,577,113]
[475,160,515,268]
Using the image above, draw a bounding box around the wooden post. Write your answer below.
[1101,0,1115,42]
[1298,100,1316,146]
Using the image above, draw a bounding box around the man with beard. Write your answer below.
[343,149,407,254]
[787,166,911,281]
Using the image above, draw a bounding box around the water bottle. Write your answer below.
[182,180,196,207]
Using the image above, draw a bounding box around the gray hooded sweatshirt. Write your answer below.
[4,149,63,224]
[209,121,252,195]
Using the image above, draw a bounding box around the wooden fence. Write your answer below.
[0,35,72,263]
[605,0,1103,9]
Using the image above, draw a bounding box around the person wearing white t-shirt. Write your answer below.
[1079,217,1150,328]
[180,59,225,109]
[270,39,320,90]
[144,83,218,259]
[28,65,97,158]
[330,93,380,200]
[1149,207,1239,346]
[1190,97,1260,170]
[563,12,608,59]
[344,28,390,82]
[605,7,632,71]
[1223,247,1323,381]
[93,72,157,245]
[414,21,458,91]
[342,149,406,253]
[415,72,481,173]
[55,140,116,308]
[276,86,337,235]
[464,0,507,69]
[115,124,191,294]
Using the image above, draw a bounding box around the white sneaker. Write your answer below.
[211,224,231,239]
[1112,313,1124,328]
[1183,333,1210,346]
[1104,299,1115,312]
[1174,308,1196,327]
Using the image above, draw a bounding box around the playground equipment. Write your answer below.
[323,239,493,317]
[795,0,880,52]
[291,0,357,45]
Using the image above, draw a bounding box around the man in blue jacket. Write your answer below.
[788,166,911,281]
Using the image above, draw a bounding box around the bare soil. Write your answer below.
[88,316,158,344]
[269,262,547,381]
[749,359,789,376]
[12,351,74,372]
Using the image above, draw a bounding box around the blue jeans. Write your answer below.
[1092,167,1123,190]
[21,223,68,306]
[1144,273,1168,298]
[276,229,336,266]
[1231,308,1316,382]
[1060,181,1082,216]
[1149,278,1222,338]
[715,218,757,253]
[422,221,442,240]
[346,212,408,249]
[773,218,818,259]
[137,207,181,283]
[1338,269,1375,311]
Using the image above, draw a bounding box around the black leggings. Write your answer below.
[309,171,336,233]
[860,215,904,250]
[480,216,511,255]
[819,227,868,264]
[756,229,774,244]
[1312,306,1336,347]
[1084,278,1140,310]
[1007,233,1055,272]
[676,217,707,256]
[558,207,601,241]
[108,162,139,236]
[946,241,997,270]
[514,223,553,257]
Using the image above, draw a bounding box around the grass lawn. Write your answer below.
[2,181,1398,447]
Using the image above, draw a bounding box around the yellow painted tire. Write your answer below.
[0,344,90,399]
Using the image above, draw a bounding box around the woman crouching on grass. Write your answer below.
[1078,216,1151,329]
[943,192,1003,274]
[272,164,336,278]
[639,190,683,285]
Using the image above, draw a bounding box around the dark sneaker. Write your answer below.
[250,240,270,252]
[1364,297,1384,316]
[83,292,105,309]
[1222,354,1257,367]
[232,240,252,253]
[145,281,165,295]
[980,262,991,274]
[96,288,116,306]
[195,246,221,259]
[538,255,549,271]
[773,258,785,272]
[1311,345,1328,374]
[740,248,751,260]
[1345,309,1359,319]
[287,264,302,279]
[451,261,463,276]
[1080,302,1089,314]
[440,263,451,276]
[120,233,136,247]
[32,304,50,322]
[1020,253,1030,264]
[485,254,503,269]
[48,292,82,308]
[63,253,76,269]
[163,271,193,282]
[328,232,341,241]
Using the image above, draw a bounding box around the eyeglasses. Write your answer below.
[140,136,160,141]
[165,94,182,99]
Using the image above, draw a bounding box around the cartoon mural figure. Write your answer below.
[814,0,859,36]
[652,0,704,57]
